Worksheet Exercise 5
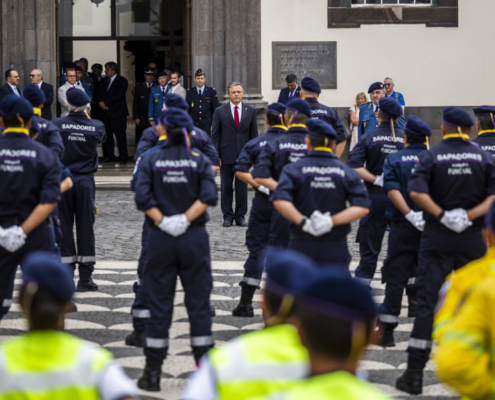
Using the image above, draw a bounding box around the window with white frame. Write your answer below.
[351,0,432,5]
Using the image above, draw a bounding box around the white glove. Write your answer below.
[158,214,190,237]
[374,174,384,187]
[301,217,319,237]
[405,211,426,232]
[258,185,270,195]
[440,209,473,233]
[0,226,26,252]
[309,210,334,237]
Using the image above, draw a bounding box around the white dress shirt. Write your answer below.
[8,83,19,96]
[230,101,242,123]
[37,82,43,89]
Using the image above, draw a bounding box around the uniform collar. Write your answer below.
[268,125,288,133]
[304,97,318,103]
[443,133,470,141]
[33,107,42,116]
[3,127,30,136]
[309,148,336,158]
[287,124,308,134]
[478,129,495,136]
[406,143,427,150]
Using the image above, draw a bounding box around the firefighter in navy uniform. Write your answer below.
[133,67,156,144]
[134,108,217,391]
[473,105,495,156]
[51,88,106,292]
[358,82,386,139]
[396,107,495,395]
[299,77,347,157]
[272,119,370,265]
[186,69,220,134]
[378,115,432,348]
[347,97,405,286]
[231,102,288,317]
[0,95,61,318]
[22,83,64,160]
[252,98,311,248]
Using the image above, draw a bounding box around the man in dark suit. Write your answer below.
[29,68,54,120]
[277,74,301,105]
[132,67,156,144]
[0,69,21,105]
[212,82,258,227]
[186,69,220,135]
[98,62,129,164]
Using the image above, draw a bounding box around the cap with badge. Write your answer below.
[66,87,90,107]
[443,107,474,128]
[405,115,432,137]
[368,82,384,94]
[195,69,205,77]
[0,95,34,121]
[21,251,75,302]
[164,93,189,111]
[144,67,156,75]
[22,83,46,106]
[301,77,321,94]
[286,98,312,119]
[157,71,167,79]
[158,107,194,131]
[306,119,337,140]
[91,63,103,70]
[379,97,403,117]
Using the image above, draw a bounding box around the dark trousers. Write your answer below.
[0,223,53,319]
[143,226,213,366]
[241,196,273,289]
[378,224,421,329]
[355,191,389,284]
[135,116,150,145]
[220,164,247,222]
[101,114,128,161]
[268,210,291,248]
[407,226,486,370]
[288,238,350,266]
[59,174,96,281]
[132,220,150,331]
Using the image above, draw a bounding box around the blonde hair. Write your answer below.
[355,92,367,106]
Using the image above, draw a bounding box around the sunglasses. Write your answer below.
[384,83,393,86]
[29,74,36,78]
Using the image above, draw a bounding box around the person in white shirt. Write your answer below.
[57,69,89,117]
[169,72,187,99]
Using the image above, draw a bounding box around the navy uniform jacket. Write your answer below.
[383,143,427,221]
[305,98,347,144]
[251,125,308,182]
[186,86,220,132]
[134,125,219,165]
[473,130,495,157]
[135,142,218,227]
[272,149,370,237]
[36,115,65,160]
[148,85,169,124]
[408,137,495,226]
[0,130,61,221]
[347,123,405,189]
[133,81,156,120]
[234,125,287,199]
[52,111,106,174]
[277,87,301,105]
[358,102,380,139]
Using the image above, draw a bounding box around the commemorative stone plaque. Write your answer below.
[272,42,337,90]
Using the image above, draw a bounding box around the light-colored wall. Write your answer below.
[261,0,494,108]
[73,41,117,70]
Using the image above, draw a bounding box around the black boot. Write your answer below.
[76,277,98,292]
[396,368,423,395]
[380,327,395,347]
[408,296,418,318]
[138,364,161,392]
[232,288,255,317]
[125,329,145,347]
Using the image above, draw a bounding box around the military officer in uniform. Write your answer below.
[396,107,495,395]
[378,115,432,348]
[473,106,495,156]
[347,97,405,286]
[358,82,386,139]
[272,119,370,265]
[186,69,220,134]
[148,72,169,126]
[133,67,156,144]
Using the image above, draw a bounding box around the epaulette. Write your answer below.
[367,103,372,110]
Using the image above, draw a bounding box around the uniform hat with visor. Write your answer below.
[195,69,205,77]
[368,82,384,94]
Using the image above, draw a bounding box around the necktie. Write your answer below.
[13,87,19,96]
[234,106,240,129]
[289,91,294,99]
[198,88,202,97]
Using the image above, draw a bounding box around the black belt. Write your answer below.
[424,222,484,232]
[290,231,346,242]
[390,220,414,228]
[367,186,385,194]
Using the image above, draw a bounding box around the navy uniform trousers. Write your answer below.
[59,174,96,281]
[131,220,150,331]
[355,190,389,284]
[407,225,486,370]
[288,235,351,266]
[143,225,213,366]
[378,223,420,329]
[268,210,291,247]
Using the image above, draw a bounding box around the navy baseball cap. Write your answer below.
[368,82,384,94]
[443,107,474,128]
[286,98,312,118]
[21,252,75,302]
[22,83,46,106]
[301,77,321,94]
[0,95,34,121]
[306,119,337,140]
[158,107,194,131]
[66,87,90,107]
[405,115,432,137]
[379,97,403,117]
[164,93,189,111]
[473,106,495,116]
[267,102,287,116]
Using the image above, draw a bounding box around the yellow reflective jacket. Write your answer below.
[435,276,495,400]
[434,247,495,340]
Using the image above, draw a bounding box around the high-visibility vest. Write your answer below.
[0,330,113,400]
[209,324,309,400]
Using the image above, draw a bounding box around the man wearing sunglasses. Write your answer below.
[30,69,54,120]
[384,77,405,130]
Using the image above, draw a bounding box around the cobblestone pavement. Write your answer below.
[0,191,458,400]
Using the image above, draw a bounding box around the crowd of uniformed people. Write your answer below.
[1,69,495,400]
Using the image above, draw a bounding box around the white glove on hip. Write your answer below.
[258,185,270,195]
[309,210,334,237]
[374,174,384,187]
[158,214,190,237]
[405,211,426,232]
[440,209,472,233]
[0,226,27,253]
[301,217,319,237]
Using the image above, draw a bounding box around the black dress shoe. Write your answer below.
[138,365,161,392]
[120,159,128,164]
[223,220,233,227]
[235,218,248,227]
[76,277,99,292]
[125,329,145,347]
[232,302,254,317]
[379,329,395,347]
[396,368,423,395]
[100,157,115,163]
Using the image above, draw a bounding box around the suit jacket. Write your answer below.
[57,82,89,117]
[40,82,54,120]
[211,102,258,165]
[98,75,129,120]
[277,86,301,104]
[0,84,18,105]
[169,84,187,99]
